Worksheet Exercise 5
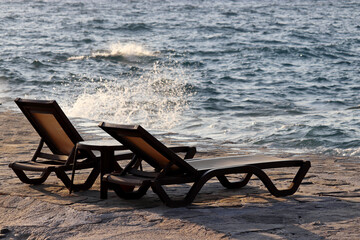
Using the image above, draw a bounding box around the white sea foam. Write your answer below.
[67,55,86,61]
[67,42,156,61]
[106,42,155,57]
[325,147,360,157]
[66,61,192,130]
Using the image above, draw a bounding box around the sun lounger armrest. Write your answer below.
[113,150,134,161]
[31,139,45,162]
[104,174,152,186]
[167,146,197,159]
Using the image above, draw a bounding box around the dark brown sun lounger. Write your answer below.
[99,122,311,207]
[8,98,135,191]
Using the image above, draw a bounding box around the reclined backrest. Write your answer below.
[99,123,196,174]
[15,98,83,156]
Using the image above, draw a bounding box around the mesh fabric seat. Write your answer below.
[8,98,133,191]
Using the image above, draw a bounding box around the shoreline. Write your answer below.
[1,110,360,239]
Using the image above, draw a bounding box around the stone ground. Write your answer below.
[1,111,360,239]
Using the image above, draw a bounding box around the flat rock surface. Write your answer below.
[1,111,360,239]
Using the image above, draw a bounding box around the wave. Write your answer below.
[66,61,194,130]
[112,23,152,32]
[67,42,157,61]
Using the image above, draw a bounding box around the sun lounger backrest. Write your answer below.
[15,98,83,156]
[99,123,196,174]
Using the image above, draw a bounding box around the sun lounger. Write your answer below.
[99,123,311,207]
[8,98,134,191]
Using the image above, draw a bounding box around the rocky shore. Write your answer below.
[1,111,360,239]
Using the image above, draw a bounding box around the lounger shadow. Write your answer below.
[8,98,134,191]
[99,122,311,207]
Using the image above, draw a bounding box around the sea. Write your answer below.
[1,0,360,156]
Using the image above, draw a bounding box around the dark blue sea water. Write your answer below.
[1,0,360,155]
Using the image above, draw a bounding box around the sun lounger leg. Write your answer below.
[246,161,311,197]
[113,183,150,199]
[217,173,252,189]
[11,168,51,185]
[151,184,190,207]
[151,175,216,207]
[151,161,310,207]
[55,167,100,191]
[83,167,101,189]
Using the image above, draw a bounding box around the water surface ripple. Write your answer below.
[1,0,360,156]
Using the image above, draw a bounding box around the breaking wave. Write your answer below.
[67,42,156,61]
[66,61,193,130]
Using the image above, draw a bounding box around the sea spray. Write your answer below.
[3,1,360,156]
[67,42,156,61]
[66,60,193,129]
